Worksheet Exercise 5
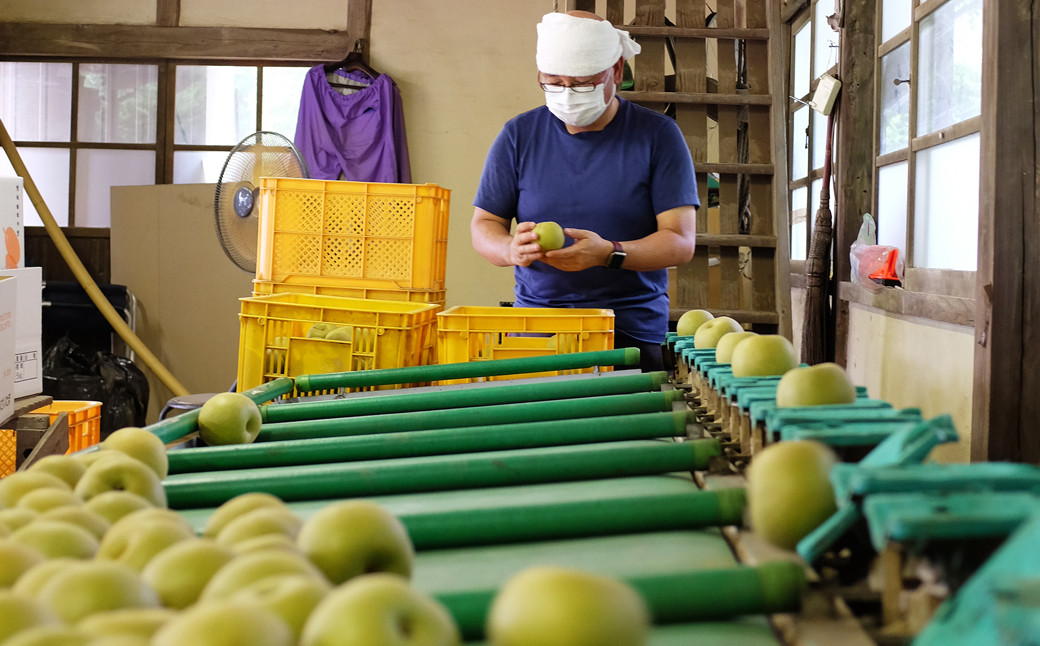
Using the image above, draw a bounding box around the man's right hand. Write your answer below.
[508,221,547,267]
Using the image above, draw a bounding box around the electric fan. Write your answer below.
[213,131,310,273]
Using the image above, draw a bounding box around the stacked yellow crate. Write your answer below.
[238,178,450,392]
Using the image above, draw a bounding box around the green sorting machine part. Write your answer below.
[293,348,641,392]
[257,390,684,442]
[399,487,748,549]
[141,377,294,446]
[167,409,690,473]
[260,370,670,423]
[164,439,722,509]
[436,560,807,641]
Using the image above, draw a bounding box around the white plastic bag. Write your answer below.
[849,214,903,290]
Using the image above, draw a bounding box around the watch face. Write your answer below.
[608,251,626,269]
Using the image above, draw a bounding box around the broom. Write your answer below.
[800,102,837,366]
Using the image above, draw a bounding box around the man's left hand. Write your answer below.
[541,228,612,271]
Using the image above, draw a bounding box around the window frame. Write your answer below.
[1,58,318,227]
[870,0,981,304]
[0,4,369,225]
[786,3,838,276]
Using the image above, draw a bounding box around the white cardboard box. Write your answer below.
[0,275,17,423]
[0,177,25,269]
[0,267,42,397]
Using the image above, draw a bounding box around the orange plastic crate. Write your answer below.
[0,400,102,476]
[255,178,450,291]
[436,306,615,384]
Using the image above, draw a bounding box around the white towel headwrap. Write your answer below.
[536,12,641,77]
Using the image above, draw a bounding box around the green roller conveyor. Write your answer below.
[432,560,806,640]
[257,390,684,442]
[143,377,295,445]
[400,488,747,549]
[293,348,640,392]
[176,474,712,533]
[163,439,720,509]
[166,410,691,473]
[260,370,670,423]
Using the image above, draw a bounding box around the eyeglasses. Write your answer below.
[539,83,600,94]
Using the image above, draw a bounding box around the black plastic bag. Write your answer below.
[41,335,150,439]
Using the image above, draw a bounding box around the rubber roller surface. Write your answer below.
[163,439,719,509]
[261,371,669,423]
[258,390,683,442]
[167,410,691,473]
[434,561,806,640]
[294,348,640,392]
[401,487,748,549]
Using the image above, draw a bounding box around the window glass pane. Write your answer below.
[877,161,908,254]
[175,66,257,145]
[76,149,156,227]
[913,134,979,270]
[78,64,158,144]
[173,150,230,184]
[879,43,911,156]
[811,108,829,171]
[881,0,912,43]
[0,148,70,227]
[790,186,808,261]
[813,1,837,78]
[793,22,811,100]
[791,105,809,181]
[261,67,308,141]
[0,62,72,142]
[918,0,982,135]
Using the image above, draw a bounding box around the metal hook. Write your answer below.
[893,78,911,86]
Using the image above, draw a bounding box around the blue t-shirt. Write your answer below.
[474,98,699,343]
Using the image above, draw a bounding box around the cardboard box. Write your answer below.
[0,177,24,269]
[0,267,42,397]
[0,275,16,423]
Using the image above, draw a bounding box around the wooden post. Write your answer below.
[971,0,1040,463]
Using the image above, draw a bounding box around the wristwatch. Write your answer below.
[605,241,627,270]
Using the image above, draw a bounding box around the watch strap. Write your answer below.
[606,240,626,269]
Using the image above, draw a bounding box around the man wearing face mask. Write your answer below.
[470,10,700,372]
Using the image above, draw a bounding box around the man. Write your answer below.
[471,10,699,372]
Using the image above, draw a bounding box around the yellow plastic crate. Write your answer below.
[1,400,102,476]
[255,178,451,290]
[436,306,615,384]
[252,279,446,307]
[237,293,442,392]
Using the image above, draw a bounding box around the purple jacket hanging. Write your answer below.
[294,65,411,183]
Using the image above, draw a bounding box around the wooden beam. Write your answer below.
[781,1,810,25]
[0,22,357,62]
[18,413,70,471]
[838,281,976,328]
[833,0,877,366]
[621,25,770,39]
[972,0,1039,463]
[620,91,772,106]
[157,0,180,28]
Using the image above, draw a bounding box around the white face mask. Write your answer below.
[544,81,615,128]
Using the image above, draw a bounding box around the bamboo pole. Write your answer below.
[0,117,190,397]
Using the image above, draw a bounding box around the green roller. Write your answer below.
[261,371,669,423]
[294,348,640,392]
[167,410,691,473]
[436,561,807,641]
[258,390,684,442]
[164,439,720,509]
[402,488,747,549]
[145,378,295,445]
